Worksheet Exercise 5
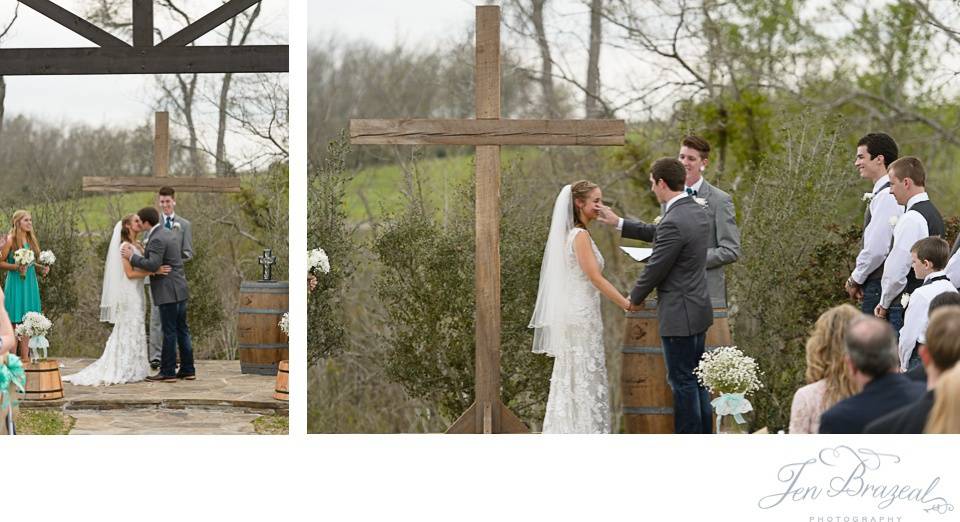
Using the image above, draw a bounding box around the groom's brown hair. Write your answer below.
[137,207,160,227]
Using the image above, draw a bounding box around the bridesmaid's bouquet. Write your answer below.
[694,346,763,433]
[308,247,330,275]
[38,250,56,267]
[278,312,289,337]
[12,247,34,279]
[15,312,53,362]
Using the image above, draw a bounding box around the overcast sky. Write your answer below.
[2,0,288,162]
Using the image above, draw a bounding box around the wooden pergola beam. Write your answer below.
[350,119,626,146]
[19,0,129,48]
[159,0,262,47]
[132,0,154,47]
[0,45,288,75]
[82,177,242,193]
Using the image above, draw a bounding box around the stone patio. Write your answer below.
[20,358,288,434]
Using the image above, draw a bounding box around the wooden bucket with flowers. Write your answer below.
[620,299,731,433]
[18,312,63,401]
[237,281,288,375]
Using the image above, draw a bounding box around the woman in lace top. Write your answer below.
[789,304,861,433]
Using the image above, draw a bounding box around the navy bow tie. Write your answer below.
[685,187,698,197]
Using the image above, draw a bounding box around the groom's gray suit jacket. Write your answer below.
[623,196,713,337]
[131,225,189,305]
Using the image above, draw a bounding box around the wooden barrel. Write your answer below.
[237,281,289,375]
[621,299,731,433]
[23,359,64,400]
[273,360,289,401]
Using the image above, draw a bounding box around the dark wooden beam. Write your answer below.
[82,177,242,193]
[132,0,154,47]
[159,0,261,47]
[20,0,129,48]
[0,45,289,75]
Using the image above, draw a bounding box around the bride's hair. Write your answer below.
[570,180,598,228]
[120,214,140,246]
[9,209,41,259]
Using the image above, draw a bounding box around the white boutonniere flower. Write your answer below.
[653,215,662,225]
[862,192,874,202]
[901,293,911,308]
[694,197,708,207]
[172,222,182,231]
[889,216,898,227]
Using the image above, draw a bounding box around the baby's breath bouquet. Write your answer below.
[38,250,56,267]
[12,247,34,279]
[694,346,763,433]
[307,247,330,275]
[15,312,53,361]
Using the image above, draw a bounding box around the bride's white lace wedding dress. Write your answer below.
[63,224,149,386]
[530,186,611,434]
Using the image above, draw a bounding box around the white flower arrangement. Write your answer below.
[278,312,289,336]
[308,247,330,274]
[889,216,898,227]
[901,293,911,308]
[12,247,34,268]
[172,222,182,231]
[652,216,662,225]
[15,312,53,361]
[693,197,708,207]
[694,346,763,396]
[38,250,56,266]
[862,192,874,202]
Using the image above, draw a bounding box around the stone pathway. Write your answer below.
[22,359,288,435]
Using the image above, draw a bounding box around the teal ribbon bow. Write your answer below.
[711,392,751,432]
[0,354,27,413]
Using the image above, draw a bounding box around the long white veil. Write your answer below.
[529,185,575,357]
[99,221,125,324]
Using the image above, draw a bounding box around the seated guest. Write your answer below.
[924,365,960,433]
[789,304,860,433]
[818,315,925,433]
[906,291,960,382]
[866,305,960,433]
[898,237,956,372]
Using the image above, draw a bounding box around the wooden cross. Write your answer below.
[82,112,241,193]
[350,6,625,434]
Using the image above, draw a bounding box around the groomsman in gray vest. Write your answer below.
[146,186,193,369]
[599,135,740,306]
[845,133,904,330]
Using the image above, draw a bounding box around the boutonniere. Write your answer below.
[889,216,898,227]
[172,222,182,231]
[653,215,662,225]
[862,192,874,202]
[901,293,911,308]
[694,197,708,207]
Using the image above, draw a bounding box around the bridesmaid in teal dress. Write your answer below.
[0,210,50,361]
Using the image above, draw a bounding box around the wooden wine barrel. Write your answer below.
[273,360,289,401]
[237,281,289,375]
[23,359,64,401]
[621,299,731,433]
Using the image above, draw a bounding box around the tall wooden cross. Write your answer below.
[82,111,241,193]
[350,6,625,434]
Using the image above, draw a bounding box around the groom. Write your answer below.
[122,207,195,382]
[621,158,714,433]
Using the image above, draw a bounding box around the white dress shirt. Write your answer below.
[686,177,704,194]
[898,271,956,371]
[880,193,931,308]
[944,245,960,288]
[851,175,903,284]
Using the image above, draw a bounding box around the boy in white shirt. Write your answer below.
[899,237,957,372]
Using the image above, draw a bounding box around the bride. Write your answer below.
[63,214,169,386]
[529,180,631,433]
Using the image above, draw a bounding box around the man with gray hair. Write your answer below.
[819,315,924,433]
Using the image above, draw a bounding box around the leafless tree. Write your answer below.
[0,2,19,137]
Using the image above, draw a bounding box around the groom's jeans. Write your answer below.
[158,299,195,377]
[662,332,712,434]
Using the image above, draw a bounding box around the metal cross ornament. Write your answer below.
[258,248,277,281]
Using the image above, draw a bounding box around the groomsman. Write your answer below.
[845,133,904,329]
[623,158,714,434]
[874,157,944,324]
[676,135,740,307]
[147,186,194,369]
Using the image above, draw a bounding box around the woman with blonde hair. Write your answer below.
[789,304,861,433]
[924,366,960,433]
[0,210,49,361]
